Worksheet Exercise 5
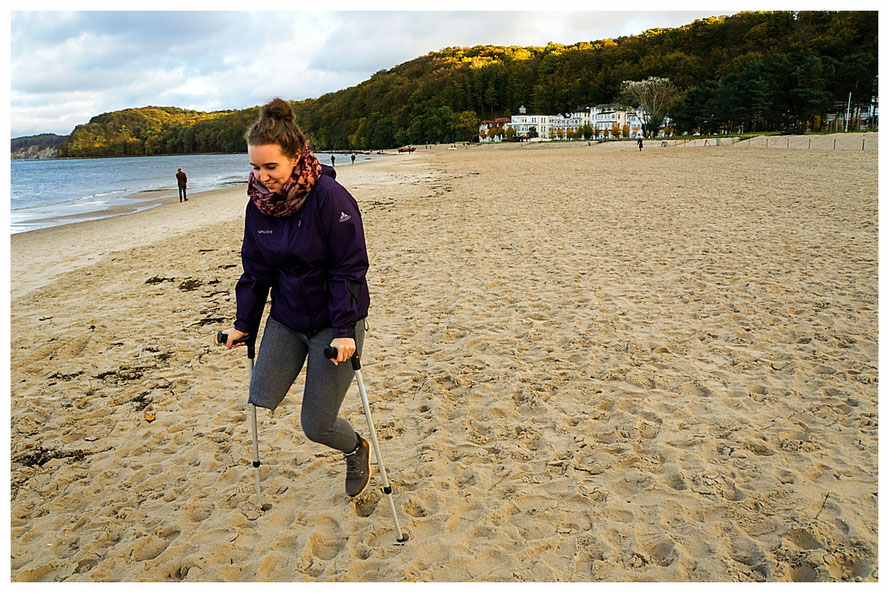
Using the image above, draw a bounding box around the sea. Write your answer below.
[9,151,376,234]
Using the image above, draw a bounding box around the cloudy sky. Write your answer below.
[9,4,733,138]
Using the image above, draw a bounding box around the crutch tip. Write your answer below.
[397,534,409,543]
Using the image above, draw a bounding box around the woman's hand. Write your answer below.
[221,328,249,349]
[328,337,356,365]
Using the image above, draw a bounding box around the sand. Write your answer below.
[9,133,879,582]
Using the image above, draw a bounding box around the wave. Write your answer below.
[76,190,126,201]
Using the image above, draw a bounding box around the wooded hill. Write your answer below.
[10,133,69,158]
[56,10,877,156]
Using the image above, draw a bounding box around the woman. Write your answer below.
[220,97,371,497]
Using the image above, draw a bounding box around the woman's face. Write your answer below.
[248,144,300,190]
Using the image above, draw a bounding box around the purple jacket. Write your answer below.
[234,165,369,339]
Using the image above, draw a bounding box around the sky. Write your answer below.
[7,4,742,138]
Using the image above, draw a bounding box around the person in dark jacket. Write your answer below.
[176,168,188,201]
[220,97,371,497]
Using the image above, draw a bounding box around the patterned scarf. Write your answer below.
[247,149,323,217]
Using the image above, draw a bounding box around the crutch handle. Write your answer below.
[218,330,256,359]
[324,347,361,370]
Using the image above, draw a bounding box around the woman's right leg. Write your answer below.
[299,324,365,453]
[248,317,308,411]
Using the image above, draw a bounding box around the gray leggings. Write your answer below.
[248,316,365,453]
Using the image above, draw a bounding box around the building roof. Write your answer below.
[594,103,636,112]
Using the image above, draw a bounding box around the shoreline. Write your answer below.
[10,138,879,582]
[11,188,183,235]
[9,184,248,302]
[11,132,874,236]
[10,182,247,236]
[10,151,388,236]
[8,152,406,301]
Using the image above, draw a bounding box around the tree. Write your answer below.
[620,77,679,137]
[349,117,368,148]
[790,54,835,130]
[51,12,879,156]
[455,110,480,141]
[367,112,397,148]
[419,106,456,144]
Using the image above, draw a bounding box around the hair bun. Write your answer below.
[246,97,307,156]
[261,97,294,122]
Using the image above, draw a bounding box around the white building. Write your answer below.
[507,105,588,140]
[483,103,661,142]
[568,106,591,128]
[508,105,556,139]
[478,117,511,142]
[590,104,645,137]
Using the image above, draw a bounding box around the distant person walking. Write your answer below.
[176,168,188,201]
[637,137,643,151]
[331,154,336,167]
[351,153,356,165]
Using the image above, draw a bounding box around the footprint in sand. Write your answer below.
[74,557,99,575]
[50,536,80,559]
[824,547,876,581]
[182,501,214,523]
[638,533,677,567]
[353,493,379,518]
[783,527,823,551]
[726,533,767,573]
[130,528,178,562]
[305,516,345,562]
[660,463,687,491]
[747,384,769,402]
[681,381,713,398]
[402,490,439,518]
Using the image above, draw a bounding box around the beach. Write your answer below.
[10,134,879,582]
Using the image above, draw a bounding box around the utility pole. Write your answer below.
[844,92,852,132]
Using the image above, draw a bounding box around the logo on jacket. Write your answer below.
[258,229,273,234]
[338,212,352,223]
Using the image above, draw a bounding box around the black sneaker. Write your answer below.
[344,435,370,497]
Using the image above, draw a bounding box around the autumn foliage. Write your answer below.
[57,11,876,155]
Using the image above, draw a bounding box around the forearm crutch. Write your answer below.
[218,331,262,509]
[326,347,407,543]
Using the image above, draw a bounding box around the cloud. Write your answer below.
[308,12,489,73]
[9,10,727,137]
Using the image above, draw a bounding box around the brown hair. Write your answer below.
[245,97,308,158]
